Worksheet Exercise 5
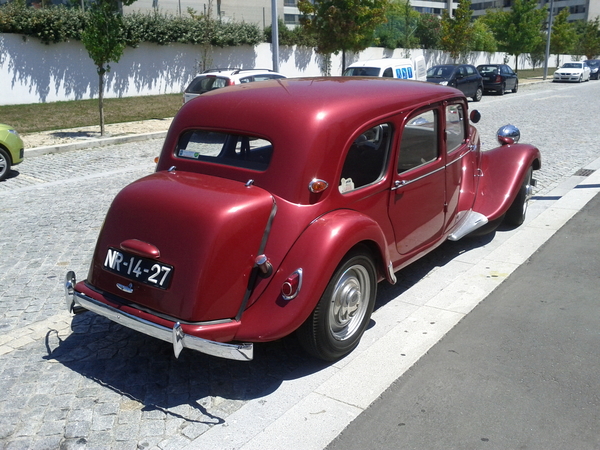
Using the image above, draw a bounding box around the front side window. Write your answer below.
[398,110,438,173]
[339,123,392,192]
[176,131,272,171]
[445,104,465,153]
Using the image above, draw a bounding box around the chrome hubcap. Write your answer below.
[329,264,370,341]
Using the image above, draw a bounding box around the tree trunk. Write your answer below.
[98,69,105,136]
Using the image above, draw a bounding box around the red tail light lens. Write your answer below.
[281,269,303,300]
[226,79,235,86]
[495,75,502,83]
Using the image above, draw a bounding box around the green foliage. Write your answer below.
[298,0,390,55]
[439,0,473,61]
[573,17,600,59]
[471,18,497,52]
[374,0,419,50]
[550,8,577,56]
[0,0,85,44]
[264,18,317,47]
[415,13,441,49]
[81,0,125,75]
[482,0,546,70]
[0,2,263,47]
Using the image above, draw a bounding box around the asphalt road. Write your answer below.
[1,79,600,449]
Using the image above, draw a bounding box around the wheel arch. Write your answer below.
[234,209,392,342]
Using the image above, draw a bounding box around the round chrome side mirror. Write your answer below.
[497,124,520,145]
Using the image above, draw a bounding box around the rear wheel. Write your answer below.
[297,247,377,361]
[504,166,533,227]
[498,83,505,95]
[512,80,519,93]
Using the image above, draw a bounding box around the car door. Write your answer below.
[444,101,478,229]
[388,107,446,256]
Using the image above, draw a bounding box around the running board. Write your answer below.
[447,211,488,241]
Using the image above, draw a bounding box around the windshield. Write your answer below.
[586,60,600,68]
[176,130,272,171]
[561,63,582,69]
[343,67,381,77]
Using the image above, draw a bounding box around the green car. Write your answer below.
[0,123,24,181]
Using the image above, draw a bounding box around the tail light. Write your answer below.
[281,269,303,300]
[226,79,235,86]
[495,75,502,83]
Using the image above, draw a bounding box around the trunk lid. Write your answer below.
[88,171,275,322]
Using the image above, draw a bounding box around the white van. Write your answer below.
[343,57,426,81]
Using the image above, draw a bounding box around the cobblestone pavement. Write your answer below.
[1,80,599,449]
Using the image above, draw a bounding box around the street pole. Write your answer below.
[271,0,280,72]
[543,0,554,80]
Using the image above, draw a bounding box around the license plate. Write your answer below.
[103,248,174,289]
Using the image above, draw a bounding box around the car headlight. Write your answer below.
[439,81,448,86]
[7,129,20,137]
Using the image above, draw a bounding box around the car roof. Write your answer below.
[164,77,466,203]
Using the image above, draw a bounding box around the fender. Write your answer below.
[473,143,541,221]
[234,209,393,342]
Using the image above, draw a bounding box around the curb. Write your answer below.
[24,131,168,158]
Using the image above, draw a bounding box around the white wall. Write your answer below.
[0,33,570,106]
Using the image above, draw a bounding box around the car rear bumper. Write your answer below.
[64,271,253,361]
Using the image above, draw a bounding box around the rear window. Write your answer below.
[185,76,228,94]
[176,130,272,171]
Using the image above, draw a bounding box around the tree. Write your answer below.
[415,13,441,49]
[81,0,135,135]
[550,8,577,66]
[298,0,390,73]
[439,0,473,61]
[482,0,546,71]
[573,17,600,59]
[374,0,419,51]
[471,18,497,52]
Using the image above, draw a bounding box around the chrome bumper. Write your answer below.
[64,271,253,361]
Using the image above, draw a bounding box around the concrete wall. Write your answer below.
[0,33,570,106]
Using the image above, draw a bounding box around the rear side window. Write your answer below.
[176,131,272,171]
[340,123,392,192]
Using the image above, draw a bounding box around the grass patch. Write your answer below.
[517,67,557,78]
[1,93,182,134]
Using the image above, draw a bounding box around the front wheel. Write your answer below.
[504,166,533,227]
[472,86,483,102]
[297,247,377,361]
[0,147,11,181]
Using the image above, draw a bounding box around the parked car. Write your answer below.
[586,59,600,80]
[477,64,518,95]
[0,123,24,181]
[426,64,483,102]
[183,68,286,103]
[65,78,541,362]
[553,61,591,82]
[343,57,426,81]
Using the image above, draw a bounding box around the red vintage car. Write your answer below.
[65,78,541,362]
